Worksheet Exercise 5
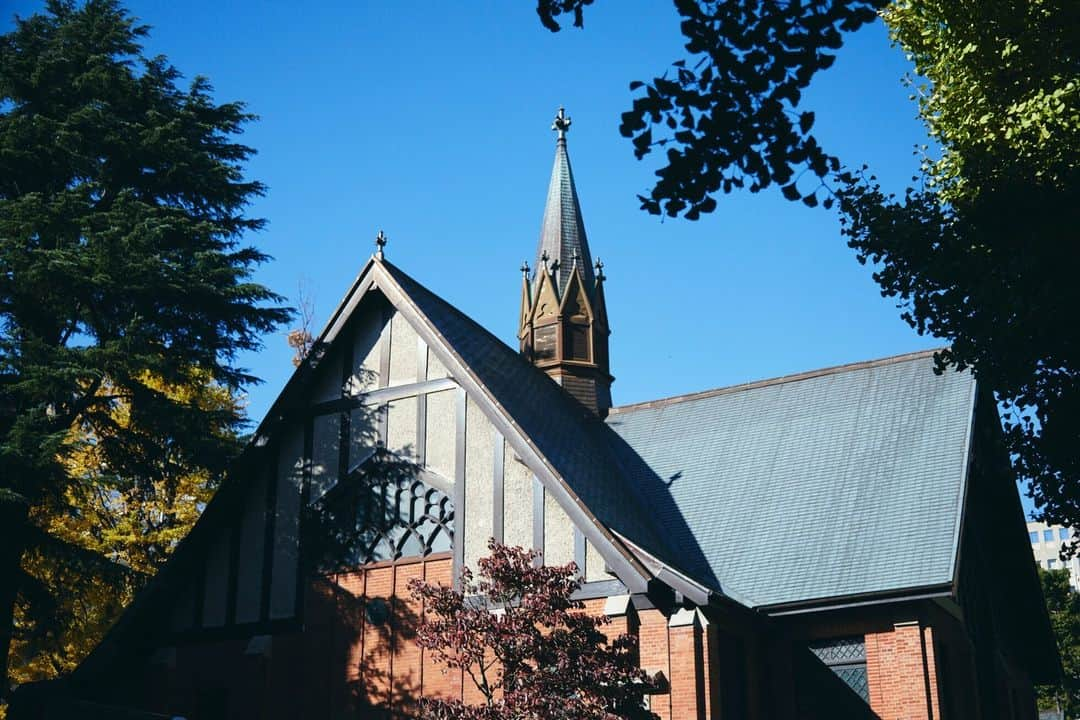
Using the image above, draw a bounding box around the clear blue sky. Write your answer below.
[10,2,1034,512]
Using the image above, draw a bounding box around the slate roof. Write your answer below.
[535,135,595,294]
[605,352,978,608]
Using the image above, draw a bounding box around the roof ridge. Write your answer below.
[607,347,947,415]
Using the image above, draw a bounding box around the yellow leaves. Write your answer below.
[11,369,240,687]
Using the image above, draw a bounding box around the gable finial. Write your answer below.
[521,260,530,278]
[375,229,387,260]
[540,249,550,270]
[552,106,572,142]
[595,257,605,282]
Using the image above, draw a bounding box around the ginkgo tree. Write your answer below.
[9,371,241,686]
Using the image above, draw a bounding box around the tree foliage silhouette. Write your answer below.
[1037,568,1080,716]
[0,0,288,695]
[536,0,1080,534]
[409,541,657,720]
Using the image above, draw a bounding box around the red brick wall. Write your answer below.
[668,615,705,720]
[116,563,766,720]
[866,620,939,719]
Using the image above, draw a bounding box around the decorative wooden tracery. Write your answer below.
[354,473,454,564]
[312,450,455,570]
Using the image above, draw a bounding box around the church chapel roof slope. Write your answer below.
[378,260,687,575]
[604,351,978,609]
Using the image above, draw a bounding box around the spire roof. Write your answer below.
[535,107,595,294]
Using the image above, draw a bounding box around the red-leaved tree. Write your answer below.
[408,540,658,720]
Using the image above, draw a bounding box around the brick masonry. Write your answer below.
[79,559,1037,720]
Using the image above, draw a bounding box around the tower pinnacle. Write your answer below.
[519,108,612,417]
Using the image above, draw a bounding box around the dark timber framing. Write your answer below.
[377,306,391,442]
[295,417,314,620]
[532,475,545,566]
[225,508,242,625]
[493,432,505,543]
[416,335,429,467]
[339,321,354,482]
[574,527,586,579]
[259,448,279,624]
[453,387,467,590]
[307,377,458,417]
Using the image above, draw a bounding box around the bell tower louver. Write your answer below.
[518,108,612,417]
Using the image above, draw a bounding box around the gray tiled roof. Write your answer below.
[535,137,595,294]
[605,353,977,608]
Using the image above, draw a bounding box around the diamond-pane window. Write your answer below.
[809,637,870,703]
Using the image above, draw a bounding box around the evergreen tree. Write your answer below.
[0,0,288,696]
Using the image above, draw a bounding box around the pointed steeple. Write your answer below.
[536,107,595,295]
[518,108,612,417]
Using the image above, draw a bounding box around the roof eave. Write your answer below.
[758,582,956,616]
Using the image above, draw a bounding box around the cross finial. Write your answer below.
[552,106,572,141]
[374,230,387,259]
[540,250,550,269]
[594,257,605,282]
[520,260,530,278]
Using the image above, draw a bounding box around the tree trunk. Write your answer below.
[0,499,29,700]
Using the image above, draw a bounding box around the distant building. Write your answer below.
[1028,520,1080,590]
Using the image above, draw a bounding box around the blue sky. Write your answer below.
[13,3,1031,509]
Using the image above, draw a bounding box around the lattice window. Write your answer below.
[313,453,454,570]
[354,475,453,564]
[809,636,870,703]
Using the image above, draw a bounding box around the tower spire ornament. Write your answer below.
[552,106,572,141]
[375,230,387,260]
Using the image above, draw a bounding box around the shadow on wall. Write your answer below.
[309,570,424,719]
[794,644,881,720]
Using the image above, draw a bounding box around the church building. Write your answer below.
[14,110,1057,719]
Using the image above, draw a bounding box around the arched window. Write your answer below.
[312,450,454,569]
[355,474,454,564]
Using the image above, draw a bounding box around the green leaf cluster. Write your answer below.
[839,0,1080,535]
[1037,568,1080,715]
